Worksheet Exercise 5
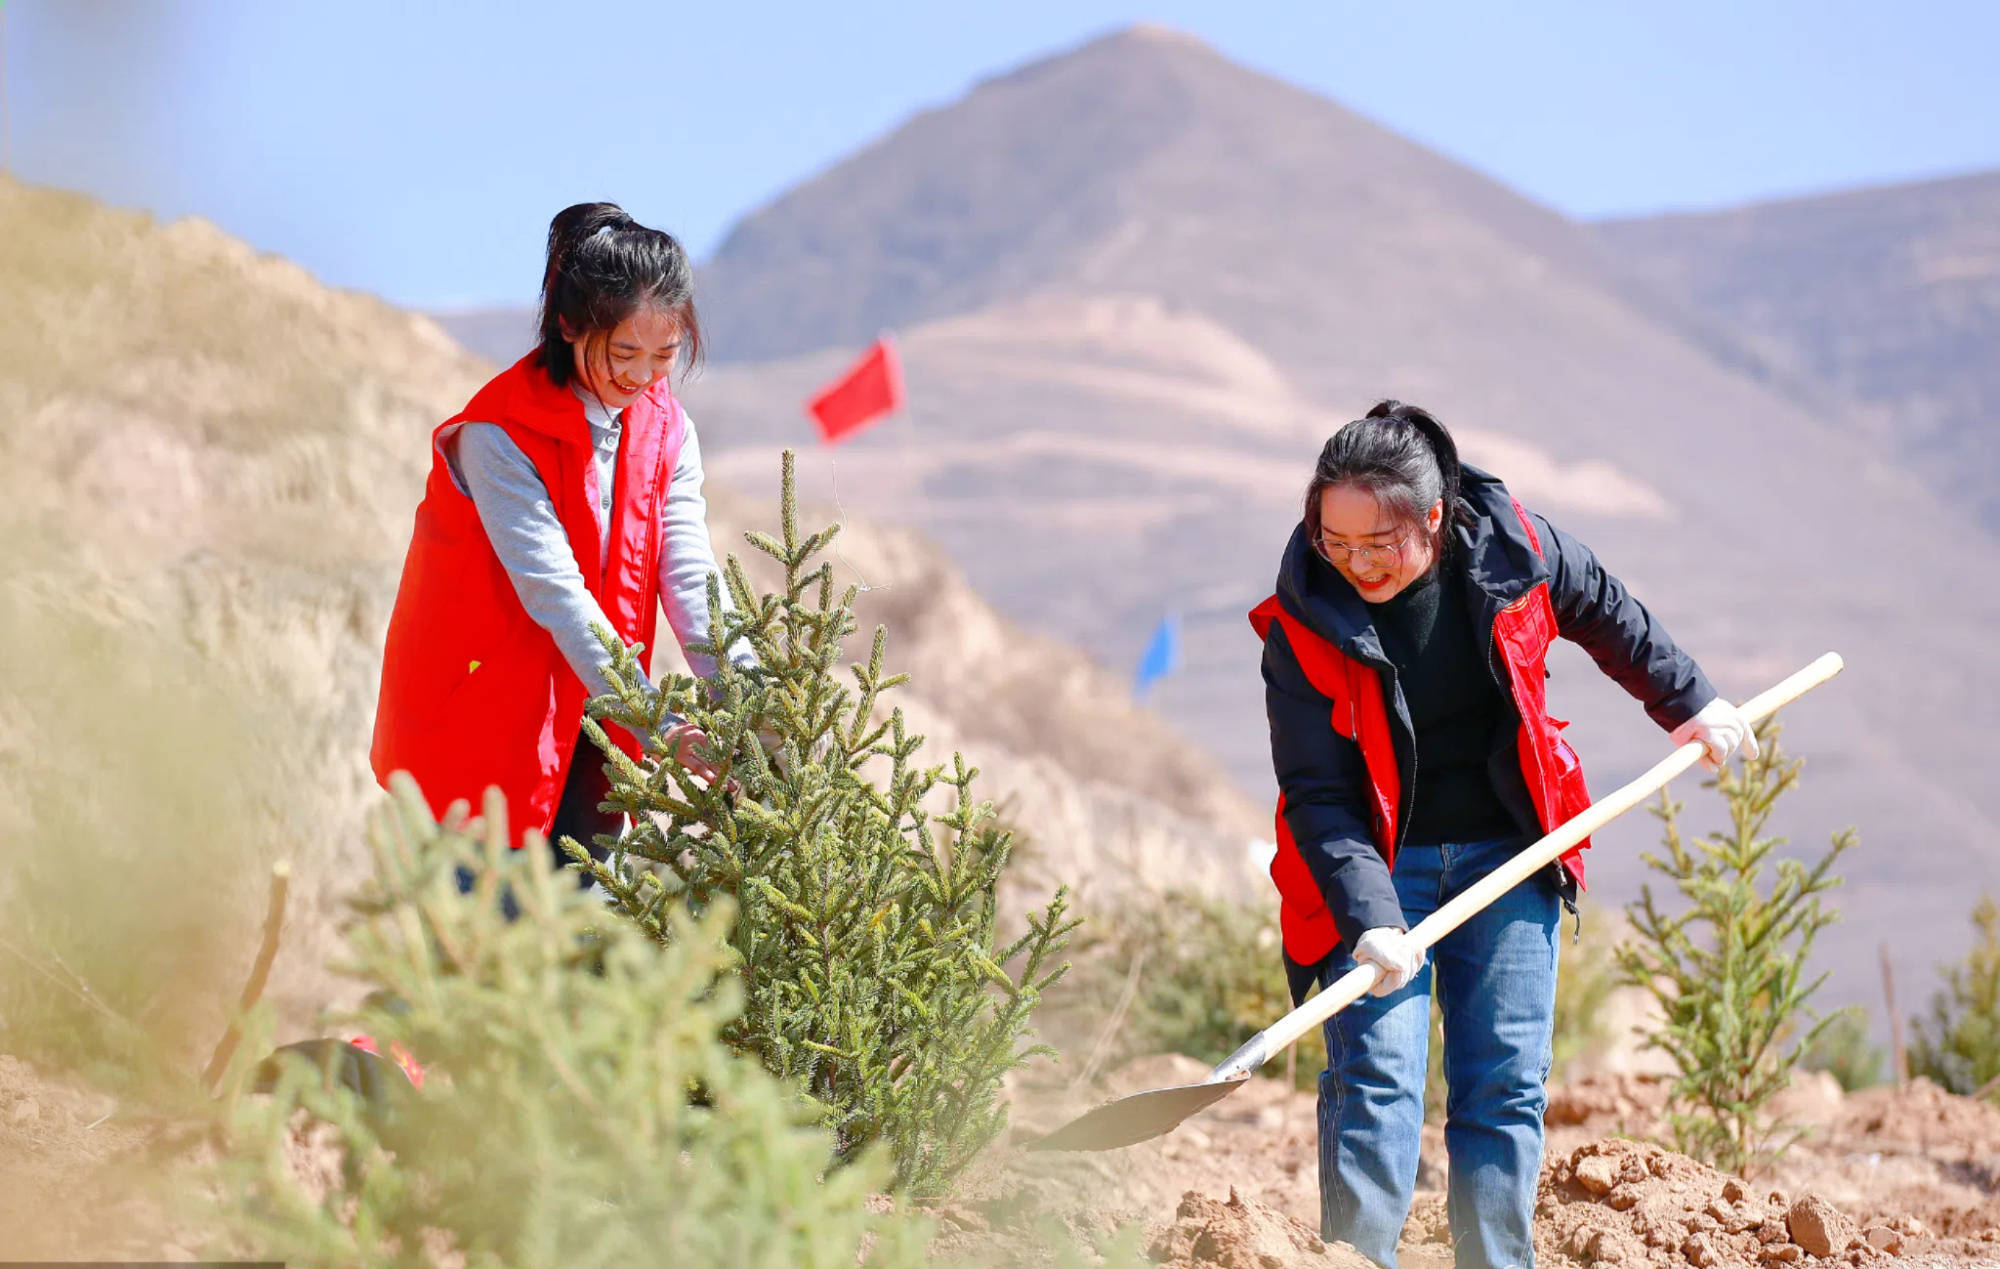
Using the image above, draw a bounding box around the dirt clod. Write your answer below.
[1861,1225,1901,1254]
[1401,1192,1451,1245]
[1149,1188,1373,1268]
[1577,1153,1621,1195]
[1786,1194,1855,1258]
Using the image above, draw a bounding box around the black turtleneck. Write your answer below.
[1370,554,1517,847]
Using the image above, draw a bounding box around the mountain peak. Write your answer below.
[1116,20,1206,44]
[1072,21,1220,60]
[973,21,1226,92]
[697,25,1595,365]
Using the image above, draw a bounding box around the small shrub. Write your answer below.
[1909,893,2000,1100]
[579,452,1075,1197]
[1616,720,1855,1176]
[207,778,931,1269]
[1799,1005,1885,1092]
[1056,888,1322,1088]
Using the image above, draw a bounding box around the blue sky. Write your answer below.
[8,1,1997,309]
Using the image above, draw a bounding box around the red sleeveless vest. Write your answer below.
[1249,501,1592,964]
[370,354,687,838]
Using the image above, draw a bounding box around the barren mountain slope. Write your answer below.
[0,176,1259,1046]
[1599,168,2000,531]
[656,27,2000,1000]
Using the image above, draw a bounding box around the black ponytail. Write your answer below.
[534,201,704,388]
[1303,399,1473,556]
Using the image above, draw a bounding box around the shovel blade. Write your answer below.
[1026,1076,1250,1152]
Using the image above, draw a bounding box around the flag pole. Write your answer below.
[881,328,913,446]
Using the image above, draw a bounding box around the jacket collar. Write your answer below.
[1274,526,1391,666]
[1454,464,1549,609]
[1273,464,1550,660]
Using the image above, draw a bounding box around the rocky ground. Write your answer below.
[3,1048,1997,1265]
[956,1057,2000,1267]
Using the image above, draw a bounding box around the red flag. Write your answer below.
[807,335,903,443]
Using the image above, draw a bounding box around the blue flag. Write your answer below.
[1132,613,1181,699]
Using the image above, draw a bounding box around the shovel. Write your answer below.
[1028,651,1845,1152]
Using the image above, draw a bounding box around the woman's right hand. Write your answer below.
[660,720,724,784]
[1669,697,1761,773]
[1353,926,1426,997]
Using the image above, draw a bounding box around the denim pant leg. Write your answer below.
[1316,844,1445,1266]
[1433,835,1560,1269]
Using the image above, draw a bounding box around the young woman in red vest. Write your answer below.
[1255,401,1755,1268]
[371,202,748,898]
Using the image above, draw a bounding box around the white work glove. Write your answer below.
[1353,926,1425,998]
[1669,696,1761,773]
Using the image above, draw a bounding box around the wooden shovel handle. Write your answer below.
[1213,652,1845,1079]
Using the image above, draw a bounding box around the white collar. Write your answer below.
[570,382,624,429]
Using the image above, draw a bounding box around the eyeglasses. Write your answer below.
[1313,528,1414,569]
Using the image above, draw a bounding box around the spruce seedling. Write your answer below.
[577,451,1077,1196]
[1616,720,1855,1176]
[1909,893,2000,1100]
[210,778,931,1268]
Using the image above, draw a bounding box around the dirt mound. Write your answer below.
[1537,1138,1969,1267]
[1834,1078,2000,1155]
[1149,1188,1374,1268]
[1528,1136,2000,1264]
[1547,1073,1675,1129]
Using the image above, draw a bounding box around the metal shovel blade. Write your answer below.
[1026,1076,1250,1152]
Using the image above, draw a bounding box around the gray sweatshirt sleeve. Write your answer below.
[447,422,655,706]
[659,415,757,680]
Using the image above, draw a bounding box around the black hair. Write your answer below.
[534,201,704,390]
[1302,399,1474,557]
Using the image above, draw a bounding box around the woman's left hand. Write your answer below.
[1670,697,1761,773]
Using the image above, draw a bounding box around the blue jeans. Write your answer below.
[1314,835,1560,1269]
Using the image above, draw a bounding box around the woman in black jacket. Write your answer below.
[1256,401,1754,1268]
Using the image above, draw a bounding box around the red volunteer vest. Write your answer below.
[1249,501,1592,964]
[370,354,687,838]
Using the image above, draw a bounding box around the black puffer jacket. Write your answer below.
[1263,465,1715,985]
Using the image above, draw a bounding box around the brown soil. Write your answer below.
[1536,1138,1886,1267]
[0,1053,211,1260]
[1149,1189,1376,1268]
[7,1047,1999,1267]
[1832,1080,2000,1156]
[977,1058,2000,1269]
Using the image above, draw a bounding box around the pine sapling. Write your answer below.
[208,778,933,1268]
[1616,719,1855,1176]
[1908,893,2000,1100]
[573,451,1077,1196]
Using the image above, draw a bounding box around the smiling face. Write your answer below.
[565,307,683,408]
[1313,483,1443,603]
